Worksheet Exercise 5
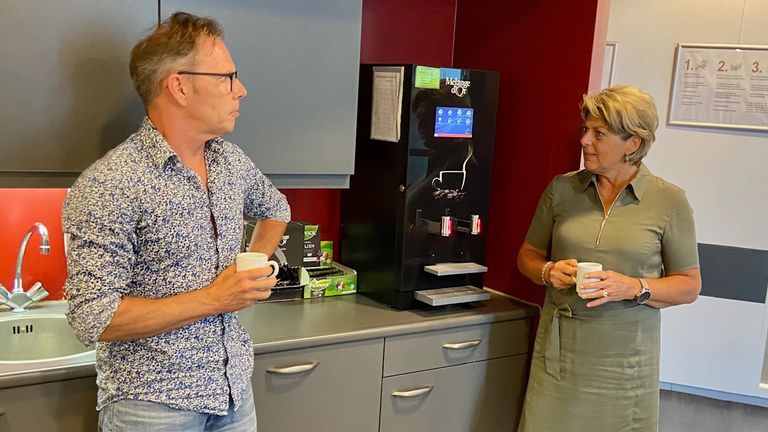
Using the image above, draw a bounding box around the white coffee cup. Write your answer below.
[236,252,279,278]
[572,262,602,294]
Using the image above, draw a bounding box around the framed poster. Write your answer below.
[601,41,618,89]
[668,43,768,132]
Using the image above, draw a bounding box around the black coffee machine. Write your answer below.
[341,65,499,309]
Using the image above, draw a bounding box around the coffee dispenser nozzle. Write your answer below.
[470,214,481,235]
[440,215,453,237]
[414,210,481,237]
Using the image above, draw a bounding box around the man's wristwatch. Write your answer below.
[636,278,651,304]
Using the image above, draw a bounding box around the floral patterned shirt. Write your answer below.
[63,118,290,415]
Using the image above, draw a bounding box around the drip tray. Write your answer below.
[423,262,488,276]
[414,286,490,306]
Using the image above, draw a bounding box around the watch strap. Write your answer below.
[636,278,651,304]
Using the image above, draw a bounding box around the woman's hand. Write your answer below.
[546,259,578,290]
[578,270,641,307]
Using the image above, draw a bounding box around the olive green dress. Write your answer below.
[518,164,699,432]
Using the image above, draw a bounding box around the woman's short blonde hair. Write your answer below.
[580,85,659,165]
[129,12,223,107]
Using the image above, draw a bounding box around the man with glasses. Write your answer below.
[63,11,289,431]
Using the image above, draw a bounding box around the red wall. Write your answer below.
[281,189,341,249]
[360,0,597,303]
[360,0,457,65]
[0,189,69,300]
[0,188,339,300]
[452,1,598,304]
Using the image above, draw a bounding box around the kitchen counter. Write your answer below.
[0,291,538,390]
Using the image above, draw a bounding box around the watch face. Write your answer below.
[638,290,651,304]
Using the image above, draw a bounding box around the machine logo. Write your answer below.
[445,77,470,97]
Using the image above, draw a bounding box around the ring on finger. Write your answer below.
[601,290,609,298]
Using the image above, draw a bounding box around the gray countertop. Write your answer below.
[0,292,538,389]
[242,291,538,354]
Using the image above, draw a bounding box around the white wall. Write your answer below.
[607,0,768,404]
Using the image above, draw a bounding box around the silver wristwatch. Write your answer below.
[636,278,651,304]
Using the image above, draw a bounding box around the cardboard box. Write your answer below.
[244,220,321,267]
[303,262,357,298]
[300,223,321,267]
[320,241,333,267]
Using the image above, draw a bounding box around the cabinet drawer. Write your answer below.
[380,355,527,432]
[252,339,383,432]
[383,320,528,376]
[0,377,98,432]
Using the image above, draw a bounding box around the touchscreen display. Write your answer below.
[434,107,473,138]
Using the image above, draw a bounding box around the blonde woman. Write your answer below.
[517,85,701,431]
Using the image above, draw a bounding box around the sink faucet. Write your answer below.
[0,222,51,312]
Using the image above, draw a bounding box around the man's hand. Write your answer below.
[204,264,277,313]
[99,263,277,342]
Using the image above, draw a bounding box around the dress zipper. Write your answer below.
[595,186,627,246]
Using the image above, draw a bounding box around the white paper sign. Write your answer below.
[669,43,768,131]
[370,67,404,142]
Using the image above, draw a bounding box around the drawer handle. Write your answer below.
[266,361,319,374]
[391,386,434,398]
[442,340,482,350]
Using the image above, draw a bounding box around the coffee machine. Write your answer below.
[341,65,499,309]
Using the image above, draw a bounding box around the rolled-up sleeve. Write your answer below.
[63,172,138,346]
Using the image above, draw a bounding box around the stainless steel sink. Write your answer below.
[0,313,95,375]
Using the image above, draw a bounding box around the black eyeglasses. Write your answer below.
[178,70,238,92]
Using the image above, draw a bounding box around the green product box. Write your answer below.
[303,262,357,299]
[320,241,333,267]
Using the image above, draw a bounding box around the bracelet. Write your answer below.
[541,261,554,287]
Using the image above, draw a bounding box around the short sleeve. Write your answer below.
[661,192,700,273]
[242,158,290,223]
[525,178,556,253]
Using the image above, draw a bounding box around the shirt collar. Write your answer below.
[138,117,226,170]
[577,162,654,201]
[205,136,226,155]
[138,118,177,169]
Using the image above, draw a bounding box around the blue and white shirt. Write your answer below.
[63,118,290,415]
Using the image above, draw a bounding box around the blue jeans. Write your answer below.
[98,384,257,432]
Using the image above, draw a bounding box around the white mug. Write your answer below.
[236,252,280,278]
[572,262,602,294]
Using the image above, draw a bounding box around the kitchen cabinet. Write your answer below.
[380,321,530,432]
[161,0,363,188]
[0,376,97,431]
[252,320,530,432]
[382,320,529,375]
[0,295,535,430]
[1,0,361,188]
[251,339,383,432]
[380,356,527,431]
[0,0,156,187]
